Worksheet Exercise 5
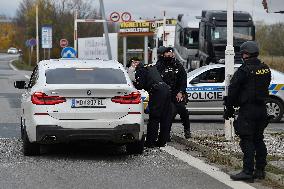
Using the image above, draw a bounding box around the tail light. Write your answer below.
[31,92,66,105]
[111,92,141,104]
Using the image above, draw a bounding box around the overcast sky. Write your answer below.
[1,0,284,24]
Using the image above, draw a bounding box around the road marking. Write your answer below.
[161,146,255,189]
[25,75,30,79]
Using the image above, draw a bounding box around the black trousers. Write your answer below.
[172,101,190,132]
[234,103,268,174]
[146,83,172,145]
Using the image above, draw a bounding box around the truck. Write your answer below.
[174,10,255,71]
[198,10,255,66]
[174,14,200,71]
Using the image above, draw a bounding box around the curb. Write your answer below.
[172,134,284,187]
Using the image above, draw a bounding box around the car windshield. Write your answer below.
[46,68,127,84]
[211,27,253,41]
[187,66,208,78]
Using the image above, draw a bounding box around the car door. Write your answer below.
[187,67,225,114]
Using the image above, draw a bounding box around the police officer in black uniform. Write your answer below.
[224,41,271,182]
[134,63,172,147]
[156,47,191,139]
[156,46,167,64]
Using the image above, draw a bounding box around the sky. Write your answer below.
[0,0,284,24]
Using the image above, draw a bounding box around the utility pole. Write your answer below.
[224,0,235,141]
[36,4,39,63]
[99,0,112,60]
[74,10,78,52]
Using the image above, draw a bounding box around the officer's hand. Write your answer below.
[176,92,183,102]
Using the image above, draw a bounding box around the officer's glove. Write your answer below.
[224,106,235,119]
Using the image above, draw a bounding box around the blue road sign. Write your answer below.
[25,40,31,47]
[29,38,37,47]
[61,47,77,58]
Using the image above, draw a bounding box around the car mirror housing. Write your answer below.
[14,81,26,89]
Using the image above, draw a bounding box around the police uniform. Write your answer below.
[156,55,191,138]
[134,64,172,147]
[227,57,271,181]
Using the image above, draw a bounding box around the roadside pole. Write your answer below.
[36,4,39,63]
[224,0,235,140]
[74,10,78,52]
[99,0,112,60]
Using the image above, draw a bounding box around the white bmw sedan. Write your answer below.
[14,59,145,156]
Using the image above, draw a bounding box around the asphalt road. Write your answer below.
[0,54,277,189]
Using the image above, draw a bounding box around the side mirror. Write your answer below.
[189,78,199,85]
[14,81,26,89]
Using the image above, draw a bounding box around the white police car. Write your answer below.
[14,59,145,156]
[186,64,284,122]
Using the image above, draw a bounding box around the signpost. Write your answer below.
[26,38,37,66]
[224,0,235,141]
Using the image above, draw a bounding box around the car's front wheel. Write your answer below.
[126,135,145,155]
[265,98,284,123]
[22,129,40,156]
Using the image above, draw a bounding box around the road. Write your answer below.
[0,53,277,189]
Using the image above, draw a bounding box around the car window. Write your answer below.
[45,68,127,84]
[28,66,39,88]
[194,67,225,83]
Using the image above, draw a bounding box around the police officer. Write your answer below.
[224,41,271,182]
[134,63,172,147]
[156,47,191,139]
[156,46,167,64]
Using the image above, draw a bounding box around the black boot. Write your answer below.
[230,171,254,183]
[184,130,191,139]
[253,169,265,179]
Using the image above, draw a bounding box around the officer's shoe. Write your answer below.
[253,169,265,180]
[184,130,191,139]
[230,171,254,183]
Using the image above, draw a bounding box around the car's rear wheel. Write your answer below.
[265,98,284,123]
[23,129,40,156]
[126,135,145,155]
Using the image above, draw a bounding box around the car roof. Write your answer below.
[38,59,124,70]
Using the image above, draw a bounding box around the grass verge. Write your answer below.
[260,56,284,73]
[12,60,34,71]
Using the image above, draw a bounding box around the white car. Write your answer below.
[186,64,284,122]
[14,59,145,156]
[7,47,18,54]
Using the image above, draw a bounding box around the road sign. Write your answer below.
[61,47,77,58]
[110,12,120,22]
[121,12,132,22]
[29,38,37,46]
[60,39,69,48]
[41,25,52,48]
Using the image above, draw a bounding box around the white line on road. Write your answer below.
[161,146,255,189]
[25,75,30,79]
[8,59,19,71]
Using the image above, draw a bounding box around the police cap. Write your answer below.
[240,41,259,56]
[157,46,167,55]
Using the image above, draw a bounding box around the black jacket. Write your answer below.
[227,58,271,107]
[134,64,163,92]
[156,58,187,96]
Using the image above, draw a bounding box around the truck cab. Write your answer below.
[198,10,255,66]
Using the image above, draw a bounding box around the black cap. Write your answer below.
[157,46,167,55]
[240,41,259,55]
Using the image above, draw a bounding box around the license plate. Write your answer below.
[71,98,106,108]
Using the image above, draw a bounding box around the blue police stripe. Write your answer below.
[186,86,225,92]
[272,91,278,95]
[269,84,277,91]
